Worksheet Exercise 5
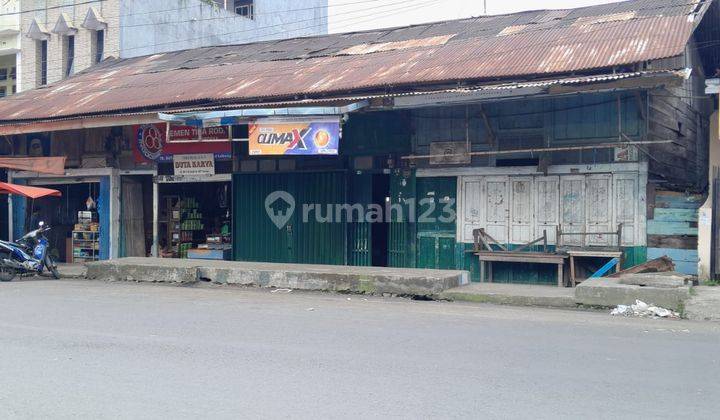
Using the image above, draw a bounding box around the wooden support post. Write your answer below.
[479,104,495,147]
[152,180,159,257]
[477,228,493,251]
[556,225,562,248]
[479,258,486,282]
[557,263,564,287]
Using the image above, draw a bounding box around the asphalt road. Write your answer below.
[0,280,718,419]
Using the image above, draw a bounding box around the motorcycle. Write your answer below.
[0,221,60,282]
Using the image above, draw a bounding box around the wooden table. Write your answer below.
[564,249,623,287]
[475,251,568,287]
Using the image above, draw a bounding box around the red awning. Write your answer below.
[0,182,62,199]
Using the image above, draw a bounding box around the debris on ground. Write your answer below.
[609,256,675,278]
[610,299,679,318]
[271,288,293,293]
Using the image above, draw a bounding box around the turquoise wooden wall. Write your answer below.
[98,176,111,260]
[11,179,26,241]
[646,191,702,275]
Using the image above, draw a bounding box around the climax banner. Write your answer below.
[133,124,231,163]
[248,120,340,156]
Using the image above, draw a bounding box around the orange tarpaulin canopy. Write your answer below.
[0,157,66,175]
[0,182,62,199]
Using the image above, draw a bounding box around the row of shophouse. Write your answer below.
[0,0,719,284]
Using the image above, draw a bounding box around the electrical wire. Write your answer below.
[11,3,712,93]
[9,0,436,75]
[8,0,712,74]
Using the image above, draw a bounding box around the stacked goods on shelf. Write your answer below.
[168,196,205,258]
[72,211,100,262]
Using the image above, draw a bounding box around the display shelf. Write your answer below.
[72,230,99,262]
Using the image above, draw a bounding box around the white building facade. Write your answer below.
[20,0,328,92]
[0,0,19,97]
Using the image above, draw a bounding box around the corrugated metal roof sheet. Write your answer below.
[0,0,711,123]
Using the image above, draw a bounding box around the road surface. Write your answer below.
[0,279,718,419]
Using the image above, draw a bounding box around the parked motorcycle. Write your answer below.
[0,221,60,281]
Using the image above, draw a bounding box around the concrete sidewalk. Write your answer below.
[86,257,468,297]
[440,283,577,308]
[57,263,87,279]
[685,286,720,321]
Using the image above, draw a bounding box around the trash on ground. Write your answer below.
[271,288,292,293]
[610,300,679,318]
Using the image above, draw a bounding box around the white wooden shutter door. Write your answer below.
[560,175,586,246]
[535,176,559,244]
[614,173,638,246]
[483,176,509,243]
[585,174,613,246]
[510,177,534,244]
[461,177,482,243]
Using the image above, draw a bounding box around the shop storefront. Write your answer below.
[133,123,234,260]
[9,169,114,262]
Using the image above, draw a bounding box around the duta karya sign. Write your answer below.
[248,119,340,156]
[173,153,216,176]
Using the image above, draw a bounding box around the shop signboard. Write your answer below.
[133,124,231,163]
[173,153,216,176]
[248,119,340,156]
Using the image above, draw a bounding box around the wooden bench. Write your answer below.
[472,229,568,287]
[475,250,568,287]
[556,224,624,287]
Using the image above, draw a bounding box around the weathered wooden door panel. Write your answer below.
[535,176,559,244]
[415,177,457,270]
[560,176,585,246]
[510,177,533,244]
[483,176,509,244]
[416,236,437,269]
[460,177,482,243]
[585,174,613,246]
[614,173,637,246]
[458,171,642,249]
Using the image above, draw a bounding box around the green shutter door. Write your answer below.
[388,169,416,268]
[415,176,457,270]
[233,171,347,265]
[347,173,372,266]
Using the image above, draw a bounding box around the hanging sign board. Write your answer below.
[133,124,231,163]
[173,153,216,176]
[248,119,340,156]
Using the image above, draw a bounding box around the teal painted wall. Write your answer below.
[456,243,648,285]
[646,191,702,275]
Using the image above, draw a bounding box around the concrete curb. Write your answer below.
[86,258,469,297]
[439,291,578,308]
[575,275,691,311]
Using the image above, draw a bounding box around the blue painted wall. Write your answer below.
[647,248,698,275]
[647,191,702,275]
[11,179,26,241]
[98,176,110,260]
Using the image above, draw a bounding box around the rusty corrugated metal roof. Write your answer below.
[0,0,712,123]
